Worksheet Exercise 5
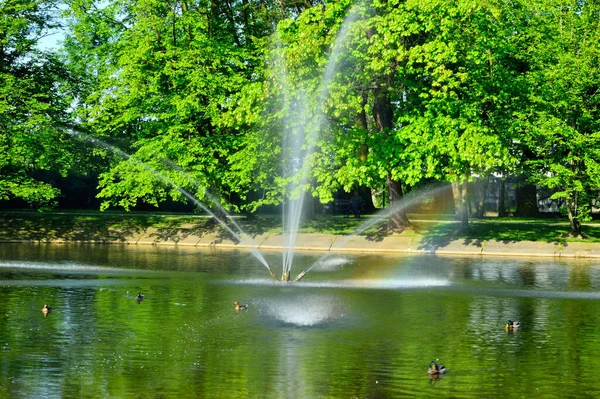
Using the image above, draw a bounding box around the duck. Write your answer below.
[428,361,447,375]
[136,293,144,304]
[233,301,248,311]
[42,304,52,316]
[505,320,520,330]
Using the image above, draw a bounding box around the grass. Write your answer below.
[464,220,600,243]
[1,209,600,243]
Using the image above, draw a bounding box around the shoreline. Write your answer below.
[2,228,600,259]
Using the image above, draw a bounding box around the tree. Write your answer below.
[64,0,290,212]
[315,1,518,232]
[232,0,526,234]
[521,0,600,236]
[0,0,75,209]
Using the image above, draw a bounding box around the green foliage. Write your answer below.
[520,0,600,232]
[0,0,75,209]
[5,0,600,240]
[295,0,520,205]
[63,0,288,212]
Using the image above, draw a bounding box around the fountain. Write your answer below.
[63,6,363,283]
[278,6,360,281]
[273,4,451,282]
[65,127,277,280]
[65,4,443,284]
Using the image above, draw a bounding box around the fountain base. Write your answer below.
[269,270,279,281]
[294,271,307,282]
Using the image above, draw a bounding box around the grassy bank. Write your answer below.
[1,210,600,244]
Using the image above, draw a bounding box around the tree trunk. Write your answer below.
[498,178,507,217]
[566,193,582,236]
[515,177,539,217]
[361,187,375,213]
[387,173,409,231]
[467,181,476,216]
[476,175,489,218]
[451,180,469,233]
[373,86,409,230]
[355,95,369,161]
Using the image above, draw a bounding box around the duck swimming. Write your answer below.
[506,320,520,330]
[428,361,447,375]
[136,293,144,304]
[42,304,52,316]
[233,301,248,311]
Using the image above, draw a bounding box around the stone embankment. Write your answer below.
[2,224,600,258]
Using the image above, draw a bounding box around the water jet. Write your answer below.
[63,125,277,279]
[278,6,360,281]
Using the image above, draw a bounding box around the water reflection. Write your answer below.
[1,244,600,397]
[446,255,600,291]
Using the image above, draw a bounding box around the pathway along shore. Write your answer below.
[2,223,600,259]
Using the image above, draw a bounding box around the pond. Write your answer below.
[1,243,600,398]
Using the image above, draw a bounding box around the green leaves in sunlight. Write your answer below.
[520,0,600,234]
[0,0,75,208]
[4,0,600,239]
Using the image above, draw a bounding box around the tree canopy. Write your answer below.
[0,0,75,208]
[3,0,600,235]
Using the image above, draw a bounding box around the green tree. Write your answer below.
[521,0,600,236]
[309,1,518,232]
[64,0,292,212]
[0,0,74,208]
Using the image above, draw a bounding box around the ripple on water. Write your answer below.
[0,260,137,274]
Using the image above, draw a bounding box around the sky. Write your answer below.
[37,29,65,50]
[36,1,69,51]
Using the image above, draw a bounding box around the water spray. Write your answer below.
[61,123,277,278]
[278,6,361,282]
[294,183,451,281]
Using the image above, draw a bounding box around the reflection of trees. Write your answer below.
[517,263,536,286]
[465,288,600,396]
[450,257,599,290]
[4,249,600,396]
[567,264,592,291]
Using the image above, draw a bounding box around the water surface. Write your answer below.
[1,243,600,398]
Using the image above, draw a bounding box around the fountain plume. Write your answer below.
[63,125,276,278]
[279,6,360,281]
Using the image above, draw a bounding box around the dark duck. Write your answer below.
[505,320,520,330]
[428,361,447,375]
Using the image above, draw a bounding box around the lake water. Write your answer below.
[1,243,600,398]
